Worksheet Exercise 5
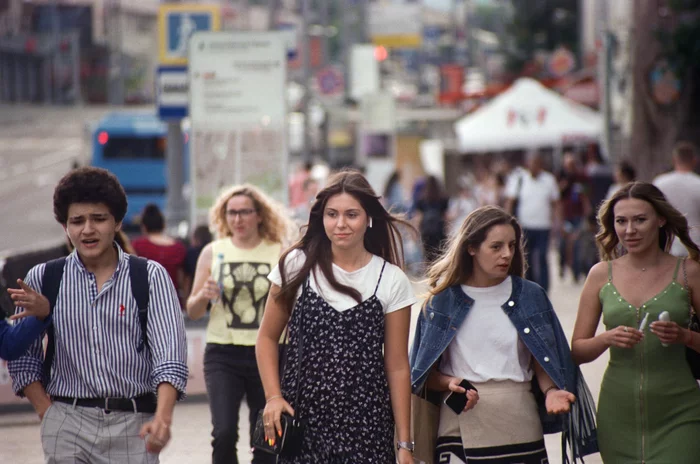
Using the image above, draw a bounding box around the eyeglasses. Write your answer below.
[226,208,257,218]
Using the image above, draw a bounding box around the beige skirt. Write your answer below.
[435,379,548,463]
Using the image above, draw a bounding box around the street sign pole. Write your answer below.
[163,2,184,231]
[107,0,125,105]
[157,3,220,232]
[166,121,188,229]
[320,0,329,66]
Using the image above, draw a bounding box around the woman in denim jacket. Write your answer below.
[410,206,597,463]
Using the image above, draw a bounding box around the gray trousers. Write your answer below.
[41,401,159,464]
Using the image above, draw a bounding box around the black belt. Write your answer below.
[52,394,157,413]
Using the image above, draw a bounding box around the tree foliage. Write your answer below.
[630,0,700,180]
[658,0,700,75]
[504,0,579,75]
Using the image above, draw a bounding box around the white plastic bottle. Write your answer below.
[659,311,671,347]
[210,252,225,304]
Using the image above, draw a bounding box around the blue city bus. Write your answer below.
[91,111,189,227]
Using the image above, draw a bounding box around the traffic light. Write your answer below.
[374,46,388,62]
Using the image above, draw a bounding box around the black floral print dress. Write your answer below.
[279,261,395,463]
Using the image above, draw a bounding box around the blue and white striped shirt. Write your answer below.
[9,245,188,398]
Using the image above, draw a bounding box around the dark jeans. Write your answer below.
[204,343,275,464]
[523,228,551,292]
[559,217,583,280]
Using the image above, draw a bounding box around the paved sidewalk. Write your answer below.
[0,270,606,464]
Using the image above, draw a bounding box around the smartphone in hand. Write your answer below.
[444,379,478,415]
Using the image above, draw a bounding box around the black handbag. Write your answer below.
[252,411,304,456]
[252,280,308,457]
[682,259,700,379]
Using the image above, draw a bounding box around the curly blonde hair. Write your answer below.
[209,184,296,244]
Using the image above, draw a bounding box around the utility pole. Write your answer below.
[341,0,366,101]
[267,0,278,30]
[301,0,312,162]
[51,0,60,103]
[319,0,329,66]
[340,0,351,101]
[107,0,124,105]
[599,0,613,161]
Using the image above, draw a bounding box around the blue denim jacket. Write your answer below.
[0,316,51,361]
[409,276,598,461]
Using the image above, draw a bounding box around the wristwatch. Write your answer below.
[397,441,415,453]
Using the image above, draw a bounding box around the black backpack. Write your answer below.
[40,255,149,386]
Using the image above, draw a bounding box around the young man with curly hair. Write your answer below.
[8,167,188,463]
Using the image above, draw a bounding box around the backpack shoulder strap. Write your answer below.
[42,258,67,313]
[41,257,67,388]
[128,255,150,353]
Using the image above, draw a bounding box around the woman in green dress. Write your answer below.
[572,181,700,462]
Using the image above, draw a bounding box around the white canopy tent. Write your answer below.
[454,78,602,153]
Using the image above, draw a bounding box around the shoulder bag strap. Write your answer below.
[683,258,695,327]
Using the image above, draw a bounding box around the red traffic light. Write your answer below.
[374,46,388,62]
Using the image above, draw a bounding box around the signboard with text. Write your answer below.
[188,31,288,226]
[368,3,422,48]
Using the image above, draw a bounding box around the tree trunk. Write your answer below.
[629,0,700,181]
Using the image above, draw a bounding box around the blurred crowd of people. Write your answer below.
[373,141,700,294]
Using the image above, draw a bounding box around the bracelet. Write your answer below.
[543,386,559,397]
[396,441,415,453]
[266,395,283,403]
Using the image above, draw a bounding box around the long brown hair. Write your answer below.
[425,205,526,300]
[597,181,700,261]
[276,169,412,310]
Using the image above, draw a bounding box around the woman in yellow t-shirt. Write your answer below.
[187,184,294,464]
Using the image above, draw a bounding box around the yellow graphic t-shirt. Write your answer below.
[206,238,282,346]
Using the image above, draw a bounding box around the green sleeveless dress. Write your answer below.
[598,259,700,463]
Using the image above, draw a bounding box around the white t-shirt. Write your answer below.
[439,277,533,383]
[505,170,560,230]
[654,171,700,257]
[267,249,417,314]
[448,196,479,235]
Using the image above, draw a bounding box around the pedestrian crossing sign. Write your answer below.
[158,4,220,66]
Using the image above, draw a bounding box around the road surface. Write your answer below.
[0,104,136,257]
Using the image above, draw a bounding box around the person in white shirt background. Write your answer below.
[447,176,479,236]
[504,151,561,292]
[653,141,700,257]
